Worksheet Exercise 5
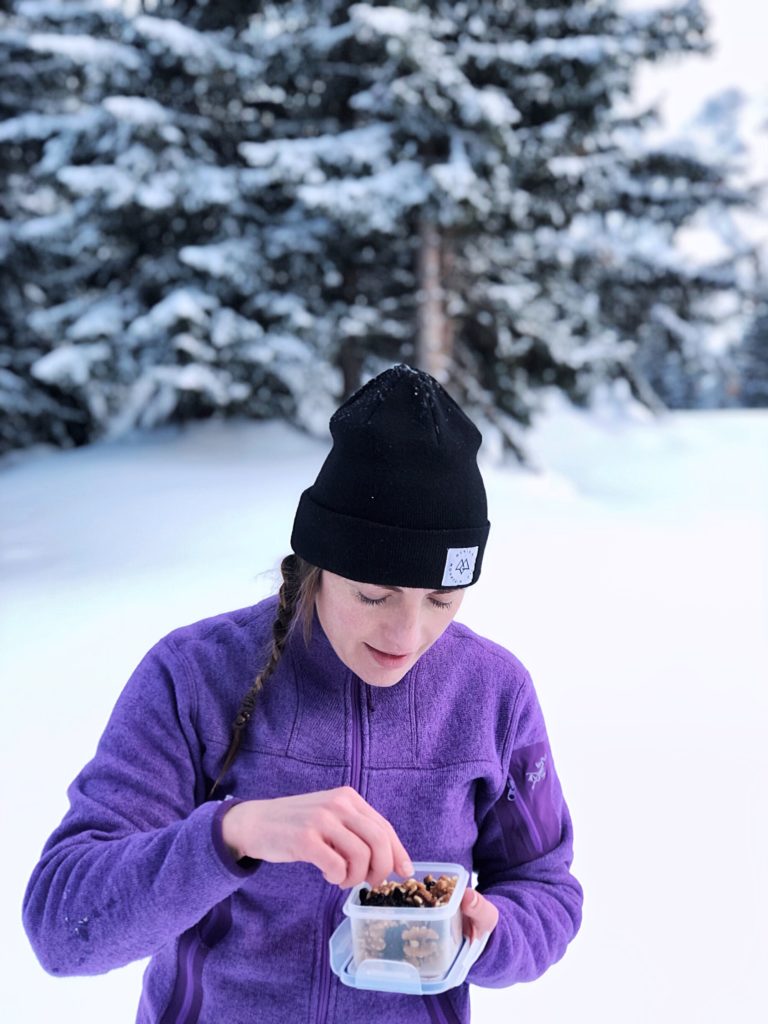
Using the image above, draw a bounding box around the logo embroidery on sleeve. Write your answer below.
[526,755,547,790]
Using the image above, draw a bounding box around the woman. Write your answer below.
[23,364,583,1023]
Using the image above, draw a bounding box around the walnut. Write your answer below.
[357,919,393,958]
[359,873,458,908]
[400,924,442,971]
[352,873,462,978]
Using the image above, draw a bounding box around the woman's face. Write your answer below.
[314,570,465,687]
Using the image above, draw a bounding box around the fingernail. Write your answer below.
[400,859,414,876]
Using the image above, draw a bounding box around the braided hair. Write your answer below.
[208,553,322,798]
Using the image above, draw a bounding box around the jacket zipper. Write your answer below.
[158,930,203,1024]
[507,774,544,853]
[425,991,462,1024]
[159,899,232,1024]
[314,676,365,1023]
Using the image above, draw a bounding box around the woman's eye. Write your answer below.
[356,593,453,609]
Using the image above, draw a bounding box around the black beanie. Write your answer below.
[290,364,490,589]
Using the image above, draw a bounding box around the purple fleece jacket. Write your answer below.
[23,595,582,1024]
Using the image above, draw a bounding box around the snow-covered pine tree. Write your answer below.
[0,0,757,458]
[638,86,768,409]
[728,297,768,407]
[0,0,341,456]
[146,0,757,450]
[145,0,760,432]
[561,139,759,411]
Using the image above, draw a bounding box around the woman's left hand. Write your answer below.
[460,886,499,943]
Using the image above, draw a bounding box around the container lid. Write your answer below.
[342,861,469,920]
[328,917,490,995]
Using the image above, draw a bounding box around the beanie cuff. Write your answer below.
[291,490,489,589]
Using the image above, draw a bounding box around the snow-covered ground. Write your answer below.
[2,391,766,1022]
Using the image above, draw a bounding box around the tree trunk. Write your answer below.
[416,214,453,383]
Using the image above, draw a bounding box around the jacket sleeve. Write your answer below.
[467,669,583,987]
[22,636,259,977]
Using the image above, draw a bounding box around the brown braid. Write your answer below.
[207,554,322,798]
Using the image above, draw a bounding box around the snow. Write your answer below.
[179,240,258,281]
[171,333,216,363]
[461,35,621,69]
[102,95,170,125]
[564,212,687,270]
[56,164,137,206]
[133,174,176,210]
[126,288,219,346]
[472,87,521,129]
[132,13,263,76]
[27,32,143,69]
[54,158,240,213]
[1,394,765,1022]
[150,363,234,404]
[298,162,431,231]
[15,208,78,242]
[68,296,126,342]
[239,124,394,179]
[349,3,421,40]
[133,14,218,60]
[430,134,489,213]
[210,307,265,349]
[30,342,110,387]
[181,166,241,210]
[28,294,97,335]
[0,110,102,144]
[18,0,105,17]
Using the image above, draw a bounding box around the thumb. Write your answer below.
[461,887,480,939]
[460,887,498,942]
[463,889,480,911]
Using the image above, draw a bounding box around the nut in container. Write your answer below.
[343,862,469,981]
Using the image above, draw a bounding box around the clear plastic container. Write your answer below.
[341,861,469,981]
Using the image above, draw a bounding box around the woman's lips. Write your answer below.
[364,643,411,668]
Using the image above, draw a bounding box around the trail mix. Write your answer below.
[354,874,461,974]
[358,873,458,908]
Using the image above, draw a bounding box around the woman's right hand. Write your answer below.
[221,787,413,889]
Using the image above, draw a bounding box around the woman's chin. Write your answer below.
[356,658,412,687]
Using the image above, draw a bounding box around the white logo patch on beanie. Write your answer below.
[442,546,478,587]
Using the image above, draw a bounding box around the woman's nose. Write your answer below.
[383,608,423,653]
